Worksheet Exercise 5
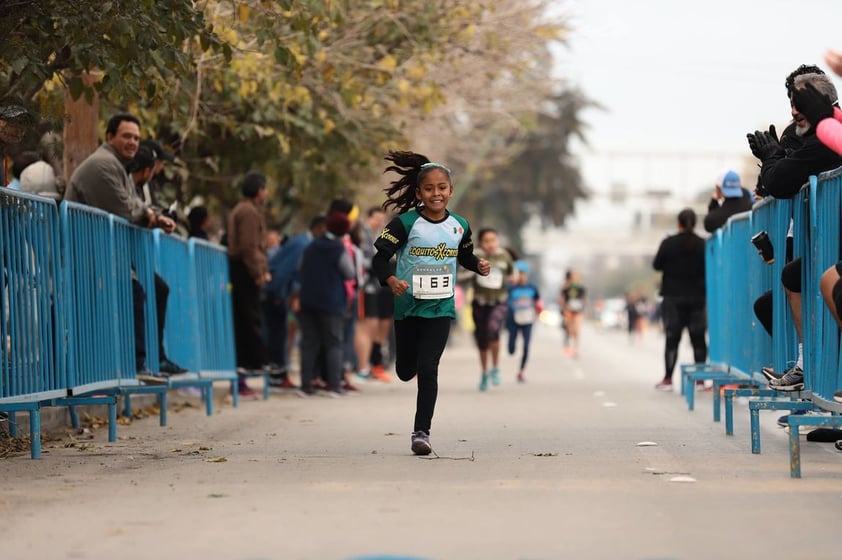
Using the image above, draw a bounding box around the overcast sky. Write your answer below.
[552,0,842,197]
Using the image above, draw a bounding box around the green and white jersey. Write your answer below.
[374,209,478,320]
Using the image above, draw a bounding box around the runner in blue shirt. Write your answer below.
[507,261,543,383]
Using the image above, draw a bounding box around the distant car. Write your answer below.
[599,297,627,330]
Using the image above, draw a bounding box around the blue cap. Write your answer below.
[717,170,743,198]
[514,260,530,274]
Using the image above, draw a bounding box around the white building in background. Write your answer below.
[522,182,710,301]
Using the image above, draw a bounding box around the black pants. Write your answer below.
[132,272,171,370]
[753,258,801,337]
[661,296,707,380]
[299,308,344,392]
[230,258,266,370]
[262,297,288,370]
[394,316,451,433]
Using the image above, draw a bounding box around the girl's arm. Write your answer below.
[372,217,407,289]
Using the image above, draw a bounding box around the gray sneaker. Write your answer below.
[771,367,805,392]
[410,430,432,456]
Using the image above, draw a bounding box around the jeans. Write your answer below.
[299,307,345,392]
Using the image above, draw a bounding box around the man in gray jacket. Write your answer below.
[65,113,185,379]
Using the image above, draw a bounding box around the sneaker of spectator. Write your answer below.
[771,368,805,392]
[777,409,808,428]
[159,357,188,375]
[410,430,432,456]
[783,411,828,435]
[761,363,799,384]
[136,367,168,385]
[268,374,297,392]
[834,390,842,403]
[177,386,203,398]
[237,380,260,400]
[655,378,673,391]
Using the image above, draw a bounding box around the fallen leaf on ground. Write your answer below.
[531,452,558,457]
[205,457,228,463]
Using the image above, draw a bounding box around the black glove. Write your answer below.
[791,82,834,127]
[747,124,784,162]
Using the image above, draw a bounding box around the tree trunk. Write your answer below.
[62,73,100,184]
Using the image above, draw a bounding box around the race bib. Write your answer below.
[475,267,503,290]
[412,264,453,299]
[513,306,536,325]
[567,299,584,312]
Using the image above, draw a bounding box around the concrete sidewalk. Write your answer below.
[2,322,841,560]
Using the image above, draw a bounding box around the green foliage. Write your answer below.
[0,0,221,109]
[1,0,590,238]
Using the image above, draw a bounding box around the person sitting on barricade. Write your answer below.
[750,65,821,339]
[748,72,842,392]
[64,112,187,381]
[793,52,842,406]
[703,170,753,233]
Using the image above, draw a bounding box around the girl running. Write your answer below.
[471,228,514,391]
[507,261,542,383]
[372,151,490,456]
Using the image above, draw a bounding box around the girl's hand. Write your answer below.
[478,258,491,276]
[387,276,409,296]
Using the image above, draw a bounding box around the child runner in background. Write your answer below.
[559,270,586,358]
[507,261,542,383]
[372,151,490,456]
[471,227,514,392]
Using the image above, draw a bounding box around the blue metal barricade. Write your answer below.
[190,238,236,374]
[770,198,796,372]
[806,168,842,402]
[723,212,754,375]
[153,231,219,412]
[0,189,67,457]
[705,232,725,365]
[0,190,65,400]
[747,199,776,377]
[153,230,199,371]
[61,201,131,392]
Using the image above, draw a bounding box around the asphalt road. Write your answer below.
[2,322,841,560]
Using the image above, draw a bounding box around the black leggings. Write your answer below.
[661,296,707,380]
[394,316,451,433]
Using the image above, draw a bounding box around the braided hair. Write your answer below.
[383,150,452,214]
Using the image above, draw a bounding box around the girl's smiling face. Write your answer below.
[415,168,453,218]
